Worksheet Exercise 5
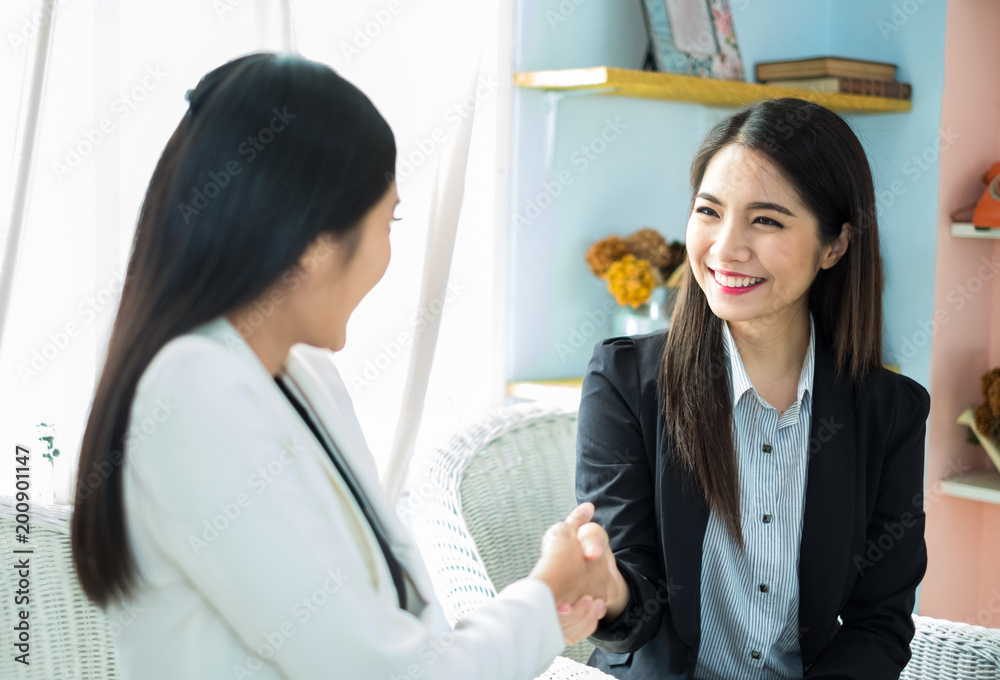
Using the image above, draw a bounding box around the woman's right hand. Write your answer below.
[528,503,628,644]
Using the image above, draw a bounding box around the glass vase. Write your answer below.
[610,287,677,337]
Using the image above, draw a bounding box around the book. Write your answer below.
[764,76,912,100]
[755,56,896,82]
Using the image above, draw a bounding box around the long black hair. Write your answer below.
[661,98,882,547]
[71,52,396,607]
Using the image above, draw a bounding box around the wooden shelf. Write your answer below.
[951,222,1000,239]
[514,67,912,114]
[940,469,1000,505]
[507,378,583,409]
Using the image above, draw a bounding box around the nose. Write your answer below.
[710,214,751,264]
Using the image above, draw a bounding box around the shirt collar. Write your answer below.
[721,312,815,409]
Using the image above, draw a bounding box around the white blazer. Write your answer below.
[108,316,564,679]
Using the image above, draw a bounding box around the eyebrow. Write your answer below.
[695,192,796,217]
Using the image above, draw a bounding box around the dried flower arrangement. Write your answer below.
[955,366,1000,475]
[975,367,1000,442]
[586,228,685,308]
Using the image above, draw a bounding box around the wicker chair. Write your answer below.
[405,403,613,678]
[0,496,119,679]
[902,614,1000,679]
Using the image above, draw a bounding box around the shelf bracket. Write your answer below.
[541,87,616,169]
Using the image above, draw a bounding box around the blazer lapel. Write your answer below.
[657,422,710,653]
[797,330,857,663]
[279,345,434,613]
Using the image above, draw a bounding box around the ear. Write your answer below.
[296,232,341,273]
[820,222,852,270]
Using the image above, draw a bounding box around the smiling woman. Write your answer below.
[575,98,930,680]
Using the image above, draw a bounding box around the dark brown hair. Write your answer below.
[71,52,396,608]
[660,98,883,547]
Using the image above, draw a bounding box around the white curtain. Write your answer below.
[0,0,509,502]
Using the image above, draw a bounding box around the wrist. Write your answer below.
[605,568,630,620]
[528,564,565,605]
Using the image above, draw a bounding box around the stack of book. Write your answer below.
[755,56,912,100]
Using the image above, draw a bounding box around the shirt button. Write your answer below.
[762,514,772,524]
[759,583,769,593]
[751,650,761,660]
[762,443,772,453]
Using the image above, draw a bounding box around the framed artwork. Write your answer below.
[640,0,745,81]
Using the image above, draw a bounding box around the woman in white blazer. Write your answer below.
[70,52,614,679]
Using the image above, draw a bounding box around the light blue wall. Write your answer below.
[508,0,945,389]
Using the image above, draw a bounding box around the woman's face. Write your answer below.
[293,182,398,352]
[685,144,848,330]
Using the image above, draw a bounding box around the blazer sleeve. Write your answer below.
[576,337,668,654]
[126,339,564,680]
[804,375,930,679]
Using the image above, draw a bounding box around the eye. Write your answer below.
[753,215,784,228]
[695,205,719,218]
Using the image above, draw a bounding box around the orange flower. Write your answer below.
[606,255,655,308]
[585,236,630,277]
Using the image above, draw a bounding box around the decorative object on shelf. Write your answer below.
[610,285,678,337]
[956,365,1000,474]
[755,56,897,82]
[761,76,912,100]
[756,56,911,101]
[640,0,745,81]
[950,161,1000,230]
[34,421,61,504]
[586,228,685,336]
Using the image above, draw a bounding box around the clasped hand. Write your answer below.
[528,502,626,645]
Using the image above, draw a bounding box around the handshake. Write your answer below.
[528,502,630,645]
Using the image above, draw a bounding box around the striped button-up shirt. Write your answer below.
[694,314,815,680]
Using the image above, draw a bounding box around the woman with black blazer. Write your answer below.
[570,99,930,680]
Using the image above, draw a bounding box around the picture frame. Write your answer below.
[640,0,746,81]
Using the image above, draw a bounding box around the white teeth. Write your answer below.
[713,270,762,288]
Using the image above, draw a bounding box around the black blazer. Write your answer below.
[576,329,929,680]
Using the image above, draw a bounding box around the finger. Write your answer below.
[558,595,591,617]
[563,502,595,530]
[577,522,609,560]
[561,601,600,644]
[581,539,604,560]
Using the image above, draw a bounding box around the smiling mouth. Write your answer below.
[711,269,763,288]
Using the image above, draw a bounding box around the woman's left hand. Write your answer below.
[556,595,606,644]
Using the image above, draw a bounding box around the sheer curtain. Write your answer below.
[0,0,509,502]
